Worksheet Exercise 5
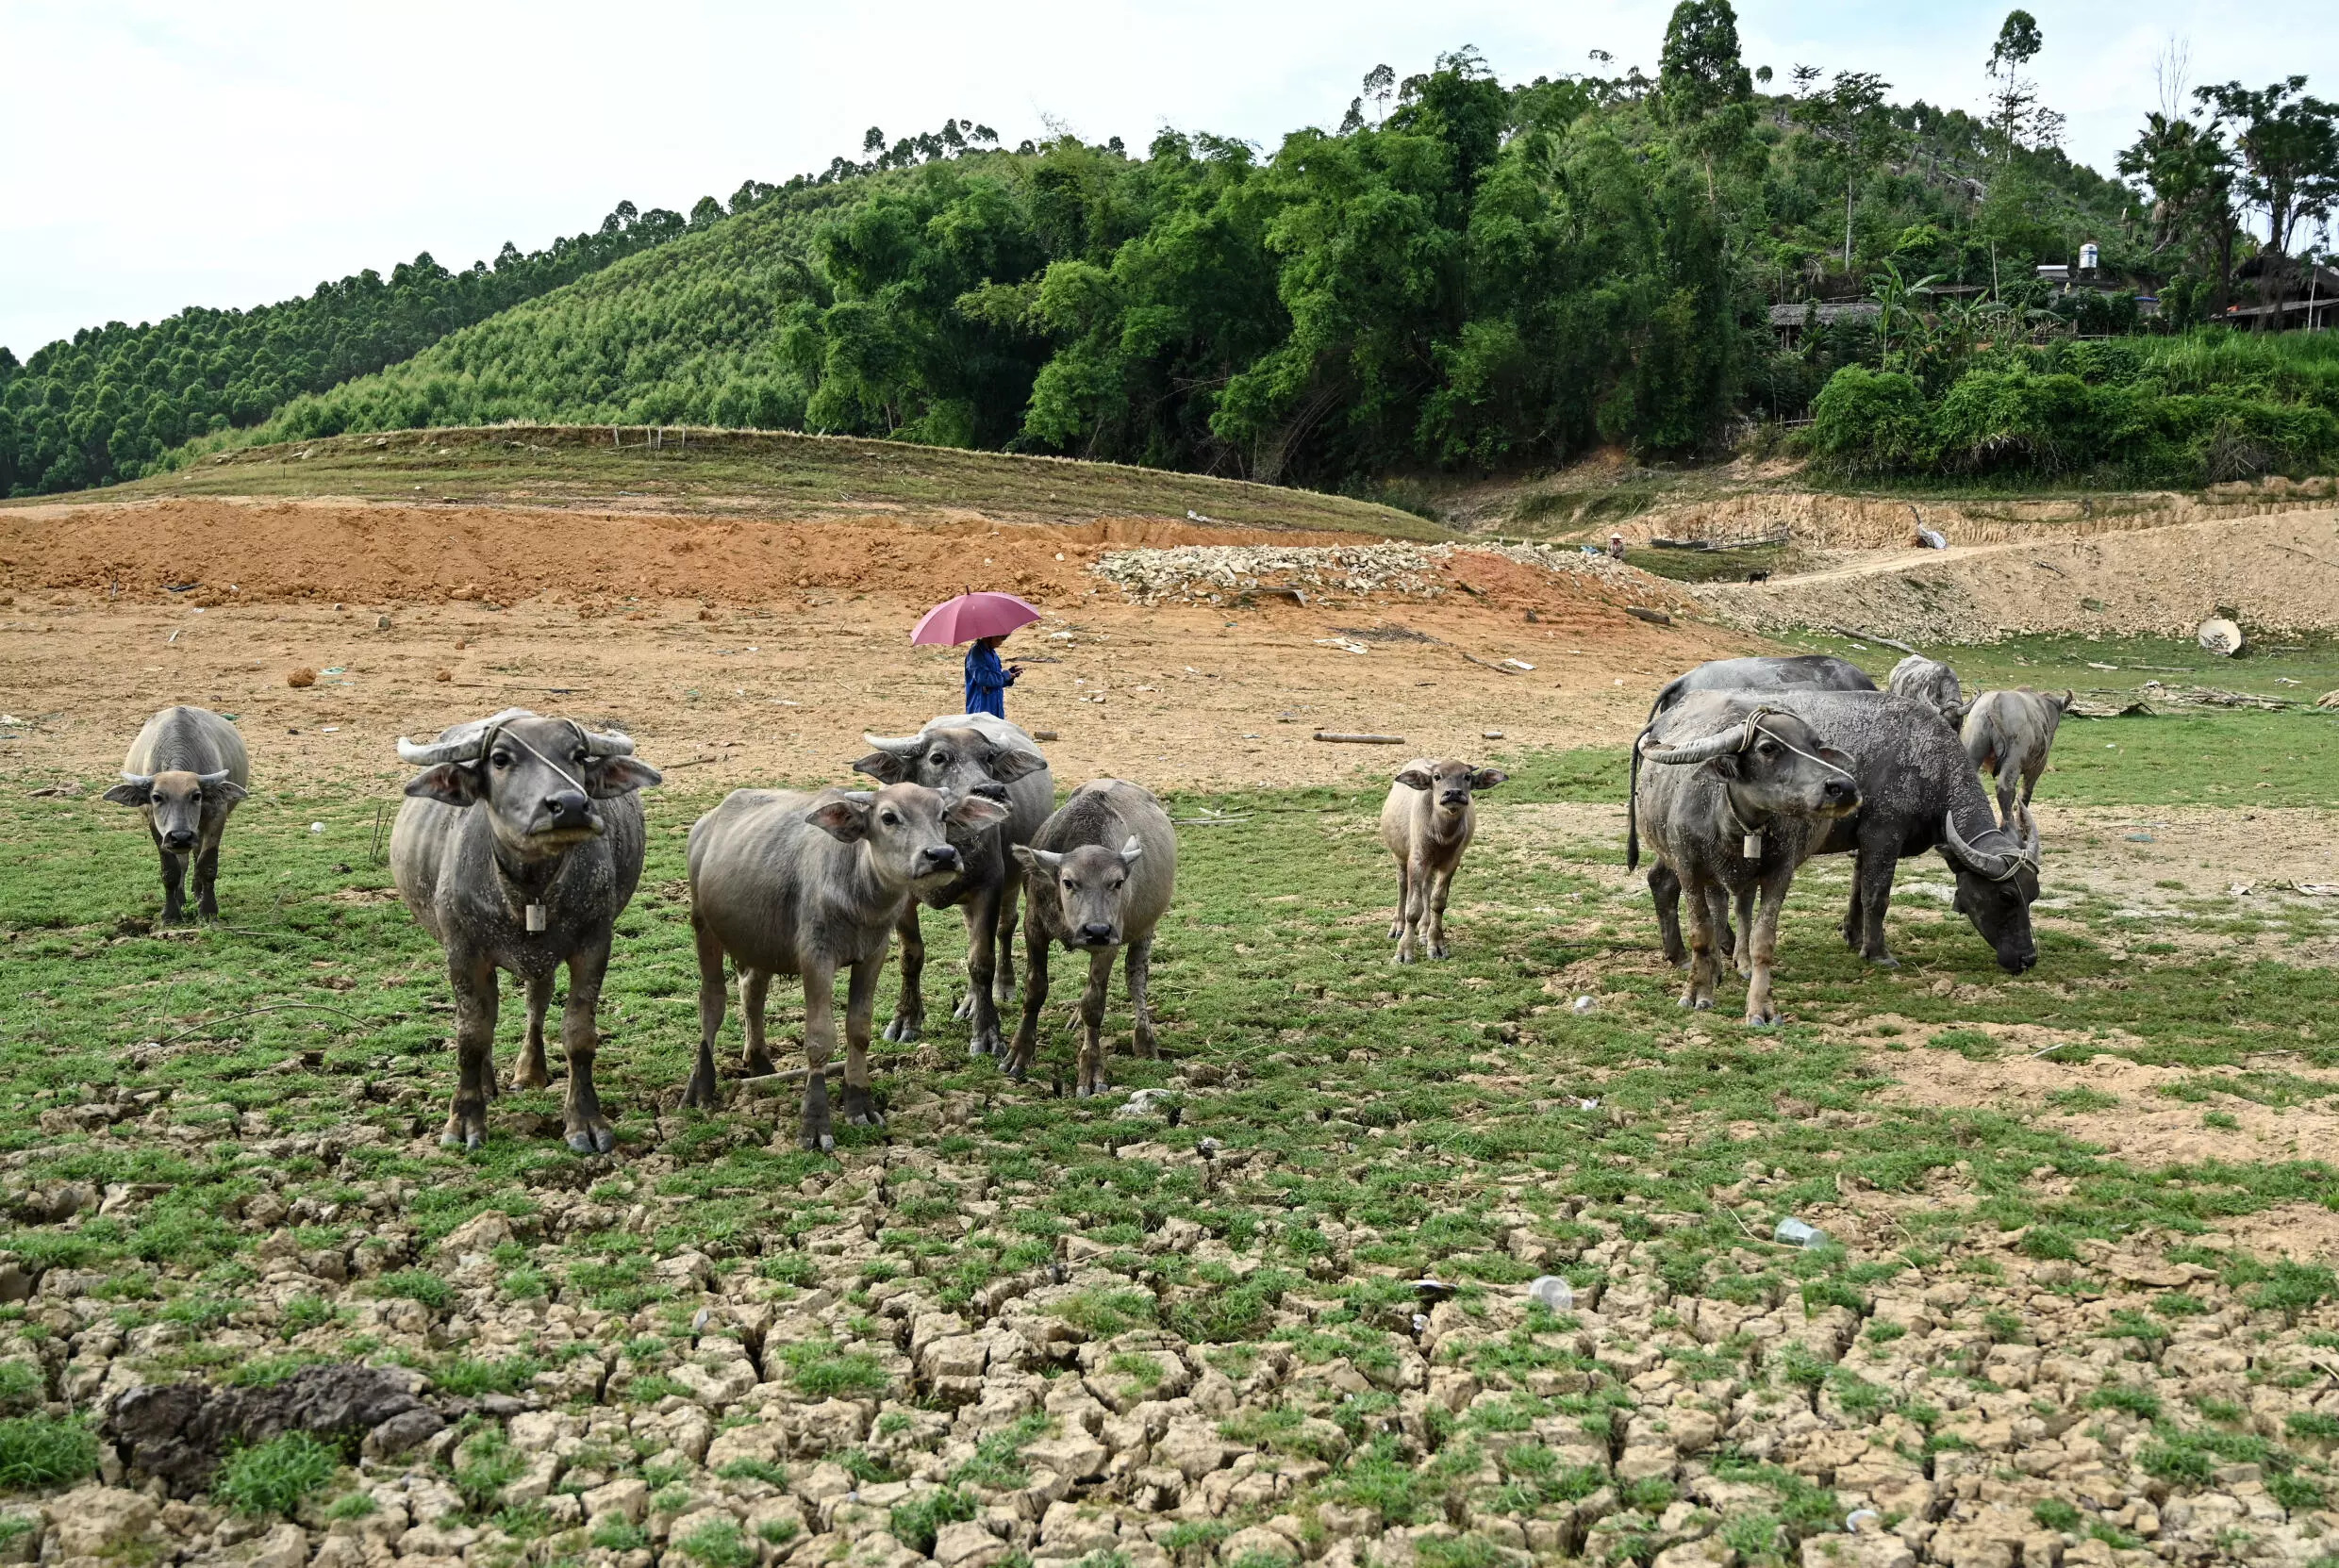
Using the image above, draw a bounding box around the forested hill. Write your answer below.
[0,201,699,496]
[19,8,2333,498]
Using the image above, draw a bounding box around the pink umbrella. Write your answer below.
[911,591,1043,646]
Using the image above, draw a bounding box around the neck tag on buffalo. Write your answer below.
[525,903,548,933]
[1742,831,1764,859]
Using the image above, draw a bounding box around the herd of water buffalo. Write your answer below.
[95,651,2070,1154]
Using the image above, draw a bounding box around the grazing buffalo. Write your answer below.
[1642,654,1875,728]
[854,715,1053,1056]
[1633,696,1861,1022]
[1651,691,2042,974]
[391,709,662,1151]
[1009,781,1177,1095]
[1379,759,1507,963]
[104,706,250,923]
[1887,654,1966,727]
[1962,688,2073,829]
[685,784,1007,1150]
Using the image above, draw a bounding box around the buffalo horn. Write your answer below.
[1942,810,2023,880]
[395,707,536,767]
[1642,721,1750,766]
[120,771,155,786]
[860,733,926,755]
[578,726,636,757]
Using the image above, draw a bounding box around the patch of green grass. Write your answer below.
[714,1457,788,1485]
[0,1416,99,1491]
[213,1433,340,1516]
[2033,1499,2083,1532]
[675,1520,757,1568]
[889,1488,977,1556]
[373,1270,455,1312]
[776,1341,889,1400]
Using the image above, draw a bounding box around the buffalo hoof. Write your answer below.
[1429,944,1450,961]
[953,993,977,1023]
[1866,953,1900,968]
[1392,950,1416,966]
[1388,922,1404,941]
[510,1061,552,1093]
[1134,1028,1157,1060]
[680,1070,720,1112]
[800,1127,837,1154]
[440,1128,485,1151]
[567,1124,616,1155]
[1000,1057,1028,1082]
[740,1050,776,1078]
[968,1037,994,1059]
[881,1016,921,1044]
[840,1084,885,1128]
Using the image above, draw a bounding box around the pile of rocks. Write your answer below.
[1092,544,1661,607]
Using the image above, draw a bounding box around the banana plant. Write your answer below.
[1868,259,1945,371]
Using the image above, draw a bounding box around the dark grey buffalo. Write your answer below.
[104,706,250,922]
[854,715,1053,1057]
[1009,781,1177,1095]
[1651,691,2043,974]
[391,709,661,1151]
[1962,688,2072,829]
[1632,695,1861,1022]
[1887,654,1966,727]
[1643,654,1875,727]
[685,784,1007,1151]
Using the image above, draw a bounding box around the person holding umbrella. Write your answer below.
[911,591,1044,719]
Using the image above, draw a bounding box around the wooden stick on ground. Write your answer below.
[1827,624,1924,658]
[1460,652,1520,675]
[1313,732,1407,745]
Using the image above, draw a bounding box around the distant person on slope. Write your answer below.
[965,634,1022,718]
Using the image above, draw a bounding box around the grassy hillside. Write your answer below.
[51,423,1448,537]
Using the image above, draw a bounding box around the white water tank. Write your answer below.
[2080,241,2100,272]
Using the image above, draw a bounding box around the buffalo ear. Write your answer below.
[806,799,871,843]
[947,795,1011,831]
[1012,845,1063,873]
[203,779,250,806]
[1469,767,1508,791]
[403,763,484,806]
[1395,768,1433,791]
[987,746,1047,784]
[1704,753,1744,782]
[103,779,154,807]
[851,751,908,784]
[588,757,662,798]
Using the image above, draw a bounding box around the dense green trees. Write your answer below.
[11,3,2331,498]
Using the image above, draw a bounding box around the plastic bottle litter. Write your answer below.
[1774,1216,1831,1248]
[1116,1088,1173,1119]
[308,822,325,834]
[1527,1276,1575,1312]
[1845,1510,1882,1536]
[1571,995,1597,1015]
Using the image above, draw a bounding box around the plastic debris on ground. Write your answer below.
[1774,1215,1830,1248]
[1527,1276,1575,1312]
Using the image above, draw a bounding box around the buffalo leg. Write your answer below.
[1127,935,1157,1059]
[961,883,1005,1057]
[443,949,499,1149]
[1733,884,1756,977]
[1852,841,1899,965]
[560,936,616,1154]
[684,912,727,1112]
[1006,932,1051,1081]
[1076,947,1118,1097]
[799,963,838,1152]
[1744,875,1791,1026]
[738,968,775,1076]
[840,957,886,1129]
[992,879,1021,1012]
[1995,769,2020,832]
[1842,873,1865,950]
[1426,865,1457,960]
[1394,859,1428,964]
[1389,860,1410,943]
[158,842,187,925]
[512,974,554,1090]
[194,842,223,919]
[1651,864,1687,966]
[884,906,926,1043]
[1678,877,1719,1012]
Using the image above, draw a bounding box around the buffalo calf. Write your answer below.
[105,706,250,922]
[1379,759,1506,963]
[1009,781,1177,1096]
[1962,687,2072,829]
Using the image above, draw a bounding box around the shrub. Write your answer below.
[1807,366,1930,472]
[676,1520,756,1568]
[889,1487,977,1555]
[213,1433,339,1516]
[0,1416,99,1490]
[1931,370,2097,474]
[373,1270,454,1312]
[777,1341,889,1400]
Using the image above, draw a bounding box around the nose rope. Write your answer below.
[1744,714,1857,784]
[495,726,589,798]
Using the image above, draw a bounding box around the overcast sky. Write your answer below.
[3,0,2331,360]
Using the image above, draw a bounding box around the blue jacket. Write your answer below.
[965,643,1014,718]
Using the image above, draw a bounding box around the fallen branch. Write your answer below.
[1624,607,1673,626]
[1826,624,1923,658]
[1460,652,1520,675]
[1314,732,1407,745]
[155,1001,376,1046]
[738,1067,816,1087]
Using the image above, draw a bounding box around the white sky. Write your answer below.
[3,0,2331,360]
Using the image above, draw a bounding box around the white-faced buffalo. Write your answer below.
[1009,781,1177,1095]
[685,784,1007,1151]
[1379,759,1506,963]
[1651,691,2042,974]
[1633,696,1860,1022]
[1887,654,1966,727]
[1962,688,2072,829]
[105,706,250,923]
[391,709,662,1152]
[854,715,1053,1057]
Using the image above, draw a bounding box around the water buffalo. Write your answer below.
[391,709,662,1151]
[1634,696,1861,1022]
[104,706,250,923]
[1009,780,1177,1095]
[1887,654,1966,727]
[1651,691,2043,974]
[1379,759,1507,963]
[1642,654,1875,728]
[685,784,1007,1151]
[1962,688,2073,829]
[854,715,1053,1056]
